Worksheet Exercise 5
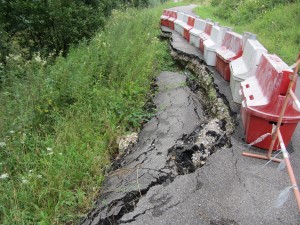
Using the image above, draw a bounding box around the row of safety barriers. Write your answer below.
[161,9,300,211]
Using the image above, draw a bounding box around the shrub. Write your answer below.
[0,6,174,224]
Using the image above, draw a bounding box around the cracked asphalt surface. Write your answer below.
[81,72,208,224]
[81,5,300,225]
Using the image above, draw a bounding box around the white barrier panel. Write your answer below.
[189,18,210,48]
[203,26,232,66]
[242,32,257,50]
[174,12,185,34]
[174,14,189,36]
[177,14,189,36]
[230,39,267,103]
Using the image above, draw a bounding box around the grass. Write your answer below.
[0,4,176,224]
[194,1,300,65]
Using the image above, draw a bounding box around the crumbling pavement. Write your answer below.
[81,68,233,224]
[81,10,300,225]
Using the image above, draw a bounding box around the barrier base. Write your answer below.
[183,29,190,42]
[161,19,168,27]
[168,21,175,30]
[216,56,231,81]
[199,41,204,53]
[241,107,298,150]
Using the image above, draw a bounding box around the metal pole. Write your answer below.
[277,130,300,211]
[289,89,300,110]
[267,56,300,158]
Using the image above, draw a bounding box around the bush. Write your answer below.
[0,6,174,224]
[0,0,154,64]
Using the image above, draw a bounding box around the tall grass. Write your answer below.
[194,0,300,64]
[0,6,175,224]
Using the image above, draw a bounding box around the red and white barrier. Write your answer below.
[189,18,210,48]
[160,10,171,27]
[183,16,196,42]
[203,26,232,66]
[230,39,267,103]
[167,11,177,30]
[174,12,186,36]
[215,31,243,81]
[198,21,215,52]
[242,32,257,50]
[240,53,300,150]
[242,55,300,212]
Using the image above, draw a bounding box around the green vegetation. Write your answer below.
[0,0,151,63]
[0,4,175,224]
[194,0,300,64]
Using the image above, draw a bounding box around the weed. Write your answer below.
[194,1,300,64]
[0,5,174,224]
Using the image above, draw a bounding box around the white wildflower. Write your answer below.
[21,178,29,184]
[58,152,63,155]
[46,147,53,151]
[28,170,33,173]
[9,130,15,134]
[0,173,9,179]
[47,152,53,155]
[37,175,42,179]
[0,142,6,148]
[34,54,42,63]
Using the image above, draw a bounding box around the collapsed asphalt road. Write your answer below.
[81,68,233,224]
[82,6,300,225]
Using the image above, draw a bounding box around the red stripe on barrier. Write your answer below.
[160,10,172,27]
[183,16,195,42]
[216,31,243,81]
[167,11,177,30]
[199,22,214,52]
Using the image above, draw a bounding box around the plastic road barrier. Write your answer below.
[198,21,215,52]
[242,32,257,50]
[160,10,171,27]
[215,31,243,81]
[240,53,300,150]
[243,54,300,212]
[167,11,177,30]
[203,26,232,66]
[230,39,267,103]
[189,18,211,48]
[183,16,196,42]
[174,12,186,36]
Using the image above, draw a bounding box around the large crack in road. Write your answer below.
[81,21,300,225]
[81,26,234,224]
